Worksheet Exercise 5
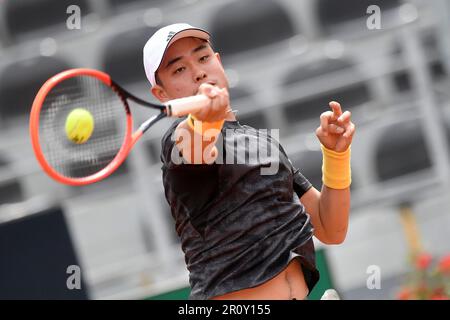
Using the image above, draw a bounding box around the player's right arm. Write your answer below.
[174,83,230,164]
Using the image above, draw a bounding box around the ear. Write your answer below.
[151,84,170,103]
[215,52,222,65]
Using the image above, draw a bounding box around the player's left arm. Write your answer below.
[300,101,355,245]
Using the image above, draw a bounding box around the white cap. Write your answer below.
[143,23,210,87]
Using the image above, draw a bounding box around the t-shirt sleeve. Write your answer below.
[277,142,313,198]
[292,168,313,198]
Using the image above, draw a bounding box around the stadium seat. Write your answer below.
[316,0,403,36]
[284,58,352,85]
[0,155,24,205]
[229,87,252,101]
[103,26,159,86]
[146,139,161,164]
[282,59,370,124]
[0,205,89,299]
[108,0,167,12]
[394,62,447,92]
[392,32,449,92]
[429,61,447,81]
[0,56,71,121]
[4,0,91,41]
[0,178,24,205]
[423,33,450,81]
[374,119,431,181]
[392,71,412,92]
[209,0,296,57]
[445,115,450,153]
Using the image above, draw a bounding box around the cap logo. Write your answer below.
[166,31,176,42]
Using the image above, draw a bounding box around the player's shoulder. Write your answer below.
[160,117,185,163]
[161,117,185,144]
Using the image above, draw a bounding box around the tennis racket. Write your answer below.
[29,68,210,186]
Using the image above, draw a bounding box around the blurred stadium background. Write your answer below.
[0,0,449,299]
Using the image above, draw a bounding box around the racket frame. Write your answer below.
[30,69,157,186]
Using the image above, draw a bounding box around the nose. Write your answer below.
[194,68,207,82]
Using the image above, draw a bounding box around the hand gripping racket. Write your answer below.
[29,68,210,186]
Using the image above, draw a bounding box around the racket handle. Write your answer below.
[165,95,210,117]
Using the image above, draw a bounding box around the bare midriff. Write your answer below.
[210,259,309,300]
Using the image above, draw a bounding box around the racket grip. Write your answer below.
[165,95,210,117]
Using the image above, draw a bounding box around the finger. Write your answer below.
[212,97,224,119]
[315,126,326,137]
[210,88,222,107]
[337,110,352,125]
[208,90,227,121]
[192,98,212,120]
[328,123,345,134]
[198,83,217,98]
[217,88,229,116]
[343,123,356,138]
[320,113,329,136]
[211,86,220,97]
[329,101,342,118]
[320,111,334,136]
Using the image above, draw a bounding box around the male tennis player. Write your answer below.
[143,23,355,300]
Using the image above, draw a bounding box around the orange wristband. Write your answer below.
[321,144,351,189]
[187,114,224,138]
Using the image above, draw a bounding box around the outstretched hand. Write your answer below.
[315,101,355,152]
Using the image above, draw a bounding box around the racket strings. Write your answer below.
[38,75,128,178]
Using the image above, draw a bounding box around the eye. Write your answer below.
[199,55,210,62]
[173,66,185,74]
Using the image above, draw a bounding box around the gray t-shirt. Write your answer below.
[160,118,320,300]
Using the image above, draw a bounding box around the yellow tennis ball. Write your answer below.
[65,108,94,144]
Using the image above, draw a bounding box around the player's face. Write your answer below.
[152,37,229,101]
